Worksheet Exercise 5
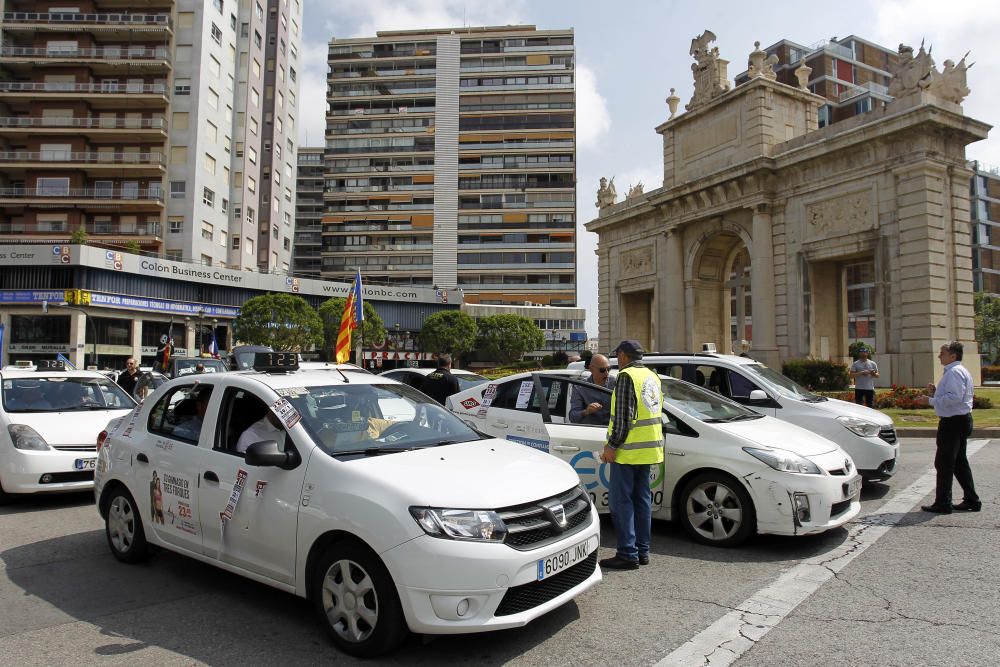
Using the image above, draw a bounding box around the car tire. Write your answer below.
[105,487,150,563]
[0,481,12,505]
[311,540,408,658]
[679,472,756,547]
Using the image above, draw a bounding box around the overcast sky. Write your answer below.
[298,0,1000,336]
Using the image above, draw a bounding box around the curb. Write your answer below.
[895,428,999,438]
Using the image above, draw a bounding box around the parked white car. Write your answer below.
[0,362,135,501]
[379,367,489,393]
[95,356,600,657]
[569,353,898,481]
[448,371,862,547]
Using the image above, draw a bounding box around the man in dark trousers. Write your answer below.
[421,354,460,405]
[921,341,980,514]
[117,358,140,396]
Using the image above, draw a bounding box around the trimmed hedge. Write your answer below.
[824,385,993,409]
[782,358,851,391]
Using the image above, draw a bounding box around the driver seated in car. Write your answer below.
[236,409,285,454]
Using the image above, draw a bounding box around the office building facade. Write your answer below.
[291,145,323,277]
[324,25,577,306]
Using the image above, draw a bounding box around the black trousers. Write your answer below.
[934,413,978,506]
[854,389,875,407]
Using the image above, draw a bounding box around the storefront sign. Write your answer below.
[87,292,240,317]
[363,351,435,361]
[8,343,72,353]
[0,290,68,304]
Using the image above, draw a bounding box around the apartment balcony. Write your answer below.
[326,243,434,253]
[325,183,433,193]
[0,151,165,176]
[0,82,169,109]
[0,11,172,33]
[328,105,436,117]
[0,46,171,72]
[326,202,433,212]
[0,116,166,140]
[837,80,891,103]
[0,186,164,208]
[459,161,575,171]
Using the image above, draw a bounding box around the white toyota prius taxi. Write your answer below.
[94,354,600,657]
[447,371,862,547]
[0,361,136,501]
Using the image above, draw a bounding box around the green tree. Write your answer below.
[477,313,545,365]
[70,226,88,245]
[974,292,1000,362]
[124,239,141,255]
[232,293,323,351]
[420,310,478,361]
[317,298,386,360]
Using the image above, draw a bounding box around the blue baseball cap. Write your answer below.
[612,340,644,355]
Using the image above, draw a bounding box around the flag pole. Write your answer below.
[354,267,363,368]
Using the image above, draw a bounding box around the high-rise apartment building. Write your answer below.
[0,3,174,252]
[971,162,1000,295]
[324,25,577,306]
[734,36,899,128]
[292,145,323,277]
[169,0,301,272]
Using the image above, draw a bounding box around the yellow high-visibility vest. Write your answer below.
[608,365,664,464]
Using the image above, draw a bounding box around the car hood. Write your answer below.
[346,438,580,508]
[709,415,841,457]
[801,396,894,425]
[10,409,133,446]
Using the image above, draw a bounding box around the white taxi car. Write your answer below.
[448,371,862,547]
[94,354,600,657]
[0,361,135,501]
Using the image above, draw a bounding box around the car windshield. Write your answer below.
[661,379,762,422]
[743,364,822,400]
[2,376,135,413]
[456,373,489,391]
[287,382,484,457]
[174,359,227,376]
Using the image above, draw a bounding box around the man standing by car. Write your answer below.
[850,347,879,407]
[117,358,140,396]
[420,354,460,405]
[570,354,615,425]
[921,341,980,514]
[599,341,664,570]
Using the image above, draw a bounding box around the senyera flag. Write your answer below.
[334,269,364,363]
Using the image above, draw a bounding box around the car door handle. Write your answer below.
[135,453,148,463]
[490,422,509,429]
[552,445,579,452]
[203,471,219,483]
[667,451,685,456]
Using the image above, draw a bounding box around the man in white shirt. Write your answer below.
[849,347,879,407]
[921,341,980,514]
[236,410,285,454]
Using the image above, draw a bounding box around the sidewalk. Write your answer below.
[896,427,999,438]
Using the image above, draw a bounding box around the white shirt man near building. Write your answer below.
[849,347,879,408]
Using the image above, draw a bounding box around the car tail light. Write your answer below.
[97,430,108,451]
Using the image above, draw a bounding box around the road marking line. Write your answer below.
[655,439,991,667]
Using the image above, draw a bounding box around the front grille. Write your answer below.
[878,425,897,444]
[494,551,598,616]
[39,471,93,484]
[52,444,97,452]
[830,498,852,517]
[498,486,592,551]
[877,457,897,475]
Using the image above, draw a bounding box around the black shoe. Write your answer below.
[953,500,982,512]
[638,554,649,566]
[599,556,639,570]
[921,504,953,514]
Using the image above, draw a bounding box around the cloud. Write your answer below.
[325,0,526,38]
[576,65,611,151]
[297,39,329,147]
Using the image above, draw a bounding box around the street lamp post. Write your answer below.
[197,308,205,357]
[212,317,218,355]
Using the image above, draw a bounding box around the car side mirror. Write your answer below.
[245,440,301,470]
[749,390,768,401]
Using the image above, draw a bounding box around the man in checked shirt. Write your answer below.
[598,340,664,570]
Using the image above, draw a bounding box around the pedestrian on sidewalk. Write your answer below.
[849,347,879,407]
[921,341,981,514]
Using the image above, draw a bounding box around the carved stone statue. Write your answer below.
[686,30,731,111]
[626,182,645,200]
[596,176,617,209]
[888,41,973,106]
[928,53,972,104]
[747,41,779,81]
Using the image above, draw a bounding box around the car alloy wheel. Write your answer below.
[680,472,756,547]
[105,489,149,563]
[322,559,379,644]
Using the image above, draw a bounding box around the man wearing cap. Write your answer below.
[599,340,664,570]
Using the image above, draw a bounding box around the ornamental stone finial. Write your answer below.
[794,60,812,89]
[666,87,680,118]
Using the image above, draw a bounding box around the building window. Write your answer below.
[213,0,223,13]
[246,207,255,224]
[221,198,229,214]
[249,117,259,135]
[247,237,254,256]
[204,153,216,174]
[247,176,256,193]
[207,87,219,110]
[201,254,212,266]
[241,22,249,38]
[232,236,241,250]
[254,30,262,49]
[210,23,223,46]
[170,181,186,199]
[220,230,227,248]
[174,80,191,95]
[289,66,297,82]
[283,237,290,251]
[846,261,876,348]
[273,225,279,240]
[255,2,264,19]
[201,221,214,241]
[203,187,215,207]
[169,217,183,233]
[248,146,257,164]
[251,88,260,107]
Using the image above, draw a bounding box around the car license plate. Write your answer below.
[847,476,861,498]
[74,458,96,470]
[537,538,593,581]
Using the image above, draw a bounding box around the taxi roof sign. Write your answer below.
[35,359,66,371]
[253,352,299,373]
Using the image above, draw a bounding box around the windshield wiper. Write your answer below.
[332,447,386,457]
[704,414,763,423]
[801,396,828,402]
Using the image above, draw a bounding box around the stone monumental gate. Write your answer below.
[587,33,990,386]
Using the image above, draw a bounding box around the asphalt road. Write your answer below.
[1,437,997,666]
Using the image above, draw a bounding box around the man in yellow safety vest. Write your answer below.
[599,340,664,570]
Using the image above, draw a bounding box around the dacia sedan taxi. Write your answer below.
[0,361,135,502]
[95,354,600,657]
[448,371,862,547]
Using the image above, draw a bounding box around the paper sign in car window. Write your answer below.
[515,380,534,409]
[477,383,498,417]
[547,381,562,409]
[270,397,302,429]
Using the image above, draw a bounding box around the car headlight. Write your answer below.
[837,416,881,438]
[410,507,507,542]
[743,447,822,474]
[7,424,51,451]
